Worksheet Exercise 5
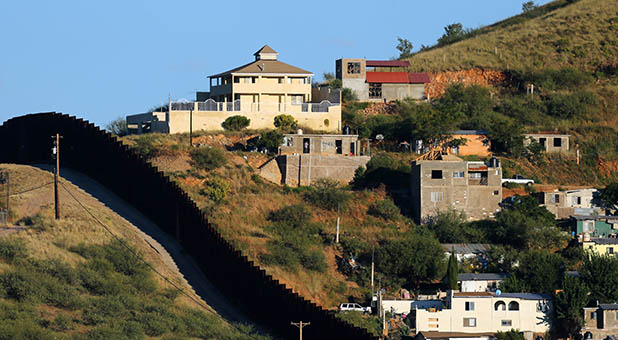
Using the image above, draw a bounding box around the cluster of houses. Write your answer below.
[124,45,617,340]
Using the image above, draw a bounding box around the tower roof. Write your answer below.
[254,45,277,56]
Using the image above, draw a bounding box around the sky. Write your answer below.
[0,0,552,128]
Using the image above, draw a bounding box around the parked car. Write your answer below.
[502,174,534,186]
[339,303,371,313]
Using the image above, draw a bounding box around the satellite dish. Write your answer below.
[376,134,384,141]
[495,289,502,296]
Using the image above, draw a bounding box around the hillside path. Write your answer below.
[34,165,255,327]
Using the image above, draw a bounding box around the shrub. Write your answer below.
[303,179,351,211]
[545,91,598,119]
[51,314,72,332]
[221,115,250,131]
[17,213,54,231]
[106,117,128,136]
[260,242,300,270]
[273,114,298,132]
[133,134,159,159]
[0,238,27,263]
[190,146,226,171]
[267,204,312,227]
[200,177,230,204]
[368,199,400,220]
[255,130,283,153]
[300,249,327,272]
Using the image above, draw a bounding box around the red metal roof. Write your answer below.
[366,60,411,67]
[408,72,431,84]
[366,72,430,84]
[366,72,410,83]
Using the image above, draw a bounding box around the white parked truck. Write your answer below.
[501,174,534,186]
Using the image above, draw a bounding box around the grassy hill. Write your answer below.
[407,0,618,72]
[0,164,268,340]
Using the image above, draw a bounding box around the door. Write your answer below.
[303,138,310,154]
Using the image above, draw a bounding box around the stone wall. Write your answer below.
[270,154,370,186]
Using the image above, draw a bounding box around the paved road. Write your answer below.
[34,165,257,327]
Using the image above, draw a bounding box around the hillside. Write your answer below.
[407,0,618,72]
[0,164,268,339]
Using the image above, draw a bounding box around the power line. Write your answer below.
[9,182,54,196]
[58,180,264,339]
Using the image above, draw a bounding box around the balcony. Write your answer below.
[169,99,337,114]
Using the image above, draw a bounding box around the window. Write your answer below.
[469,172,482,179]
[347,62,360,74]
[616,311,618,320]
[453,171,465,178]
[303,138,310,154]
[335,140,342,154]
[463,318,476,327]
[583,221,594,233]
[572,196,582,205]
[430,192,444,203]
[304,77,311,84]
[502,320,512,327]
[278,77,284,84]
[465,302,475,311]
[591,312,597,320]
[482,139,490,146]
[494,190,500,195]
[551,194,560,204]
[431,170,443,179]
[553,138,562,147]
[452,147,459,154]
[369,83,382,98]
[539,137,547,147]
[495,301,506,311]
[508,301,520,311]
[234,76,240,83]
[608,247,614,255]
[291,95,303,105]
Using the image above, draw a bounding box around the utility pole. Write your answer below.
[0,172,8,226]
[291,321,310,340]
[52,133,62,220]
[371,245,375,295]
[335,203,340,243]
[189,107,193,147]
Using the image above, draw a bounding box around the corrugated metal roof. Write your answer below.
[600,304,618,310]
[408,72,431,84]
[589,238,618,245]
[366,60,410,67]
[452,130,490,135]
[458,273,507,281]
[366,72,411,83]
[442,244,490,254]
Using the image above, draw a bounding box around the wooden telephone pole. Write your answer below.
[52,133,62,220]
[291,321,310,340]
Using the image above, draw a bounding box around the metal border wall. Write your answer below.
[0,112,378,340]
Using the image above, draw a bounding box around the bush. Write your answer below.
[0,238,27,263]
[106,117,128,136]
[200,177,230,204]
[255,130,283,153]
[545,91,598,119]
[260,242,300,270]
[368,199,400,220]
[267,204,312,227]
[273,114,298,132]
[221,115,250,131]
[303,179,351,211]
[190,146,226,171]
[299,249,327,272]
[133,135,159,159]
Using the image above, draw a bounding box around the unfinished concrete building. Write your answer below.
[335,58,430,101]
[411,153,502,223]
[524,133,570,153]
[533,188,600,219]
[259,133,370,186]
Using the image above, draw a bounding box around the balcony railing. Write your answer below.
[169,99,336,113]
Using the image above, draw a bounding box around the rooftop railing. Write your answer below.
[169,99,337,113]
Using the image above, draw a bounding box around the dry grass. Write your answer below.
[407,0,618,72]
[0,163,215,313]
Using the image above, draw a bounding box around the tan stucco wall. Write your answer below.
[280,134,361,156]
[209,75,312,105]
[524,134,570,153]
[452,134,491,157]
[278,154,370,186]
[165,105,341,133]
[582,242,618,257]
[415,296,551,335]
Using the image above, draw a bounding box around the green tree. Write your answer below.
[502,250,564,294]
[487,116,525,156]
[437,23,467,46]
[323,72,342,89]
[396,37,413,59]
[580,253,618,303]
[444,249,458,290]
[273,114,298,133]
[255,130,283,153]
[522,1,537,13]
[221,115,250,131]
[200,177,230,204]
[105,117,128,136]
[495,330,525,340]
[554,275,588,338]
[189,146,227,171]
[599,182,618,214]
[303,179,351,211]
[375,234,445,290]
[485,246,520,273]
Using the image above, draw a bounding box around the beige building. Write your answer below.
[413,291,552,340]
[127,45,341,134]
[335,58,429,101]
[457,273,506,293]
[410,154,502,223]
[523,133,570,153]
[258,133,370,186]
[534,188,599,219]
[582,238,618,257]
[583,304,618,340]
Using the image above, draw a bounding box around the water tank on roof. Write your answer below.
[297,129,303,135]
[489,157,500,168]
